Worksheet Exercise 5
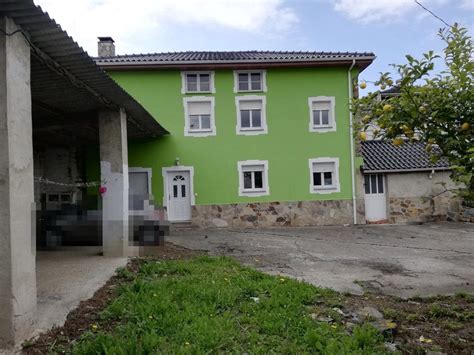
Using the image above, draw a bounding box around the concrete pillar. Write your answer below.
[0,17,37,348]
[99,108,131,257]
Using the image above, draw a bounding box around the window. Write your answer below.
[309,158,340,194]
[364,174,384,194]
[183,97,216,137]
[237,160,269,196]
[234,70,267,92]
[181,72,215,93]
[308,96,336,132]
[235,96,267,135]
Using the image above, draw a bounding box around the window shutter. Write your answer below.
[188,101,211,115]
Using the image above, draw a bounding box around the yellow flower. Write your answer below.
[280,278,285,282]
[91,324,98,330]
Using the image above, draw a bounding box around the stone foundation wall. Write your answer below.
[191,200,361,228]
[389,195,462,224]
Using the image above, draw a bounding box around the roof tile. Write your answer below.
[360,141,449,172]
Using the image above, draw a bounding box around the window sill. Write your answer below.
[311,186,339,194]
[310,126,335,132]
[185,129,216,137]
[240,189,269,196]
[184,91,213,94]
[236,128,267,136]
[236,89,265,93]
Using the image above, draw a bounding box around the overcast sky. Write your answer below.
[34,0,473,91]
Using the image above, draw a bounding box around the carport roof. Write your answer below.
[0,0,168,139]
[360,140,450,173]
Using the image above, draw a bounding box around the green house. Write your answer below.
[95,41,375,227]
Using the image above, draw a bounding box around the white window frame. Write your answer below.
[183,96,216,137]
[233,70,267,93]
[237,160,270,197]
[235,95,268,135]
[308,157,340,194]
[161,165,195,207]
[308,96,336,133]
[181,71,215,94]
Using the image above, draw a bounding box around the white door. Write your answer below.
[364,173,387,222]
[167,171,191,221]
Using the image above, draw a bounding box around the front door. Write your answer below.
[167,171,191,221]
[364,173,387,222]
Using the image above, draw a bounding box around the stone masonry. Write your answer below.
[389,195,461,224]
[191,200,362,228]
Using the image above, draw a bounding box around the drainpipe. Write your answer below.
[348,59,358,225]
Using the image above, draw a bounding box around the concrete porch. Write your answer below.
[35,249,127,337]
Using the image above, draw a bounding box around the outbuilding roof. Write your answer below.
[95,51,376,71]
[0,0,168,139]
[360,140,450,173]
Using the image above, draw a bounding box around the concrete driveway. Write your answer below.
[170,223,474,298]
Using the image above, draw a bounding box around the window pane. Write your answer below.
[199,75,210,91]
[313,172,322,186]
[200,82,210,91]
[371,174,377,194]
[251,110,261,128]
[187,75,197,91]
[377,174,384,194]
[313,110,321,126]
[238,73,249,91]
[189,115,200,130]
[321,110,329,125]
[254,171,263,189]
[241,110,251,128]
[324,172,333,186]
[364,175,370,194]
[201,114,211,129]
[243,172,252,189]
[250,73,261,90]
[173,185,178,198]
[181,185,186,198]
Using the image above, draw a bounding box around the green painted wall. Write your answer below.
[101,67,357,206]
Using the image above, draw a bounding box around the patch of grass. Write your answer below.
[68,257,387,354]
[382,308,403,320]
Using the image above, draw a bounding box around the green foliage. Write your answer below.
[354,24,473,204]
[69,257,387,354]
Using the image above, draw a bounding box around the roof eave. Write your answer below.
[361,167,450,174]
[96,57,376,72]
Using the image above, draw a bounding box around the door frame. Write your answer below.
[162,165,195,209]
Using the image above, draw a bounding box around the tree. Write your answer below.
[353,24,473,205]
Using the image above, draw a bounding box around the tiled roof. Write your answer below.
[360,140,450,173]
[95,51,375,67]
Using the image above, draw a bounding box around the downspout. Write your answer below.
[348,59,358,225]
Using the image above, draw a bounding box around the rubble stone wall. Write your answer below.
[191,199,362,228]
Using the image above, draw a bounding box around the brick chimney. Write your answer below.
[97,37,115,57]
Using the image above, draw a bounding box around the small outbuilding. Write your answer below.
[359,140,460,224]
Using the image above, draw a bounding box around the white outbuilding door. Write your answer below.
[166,170,192,222]
[364,173,387,222]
